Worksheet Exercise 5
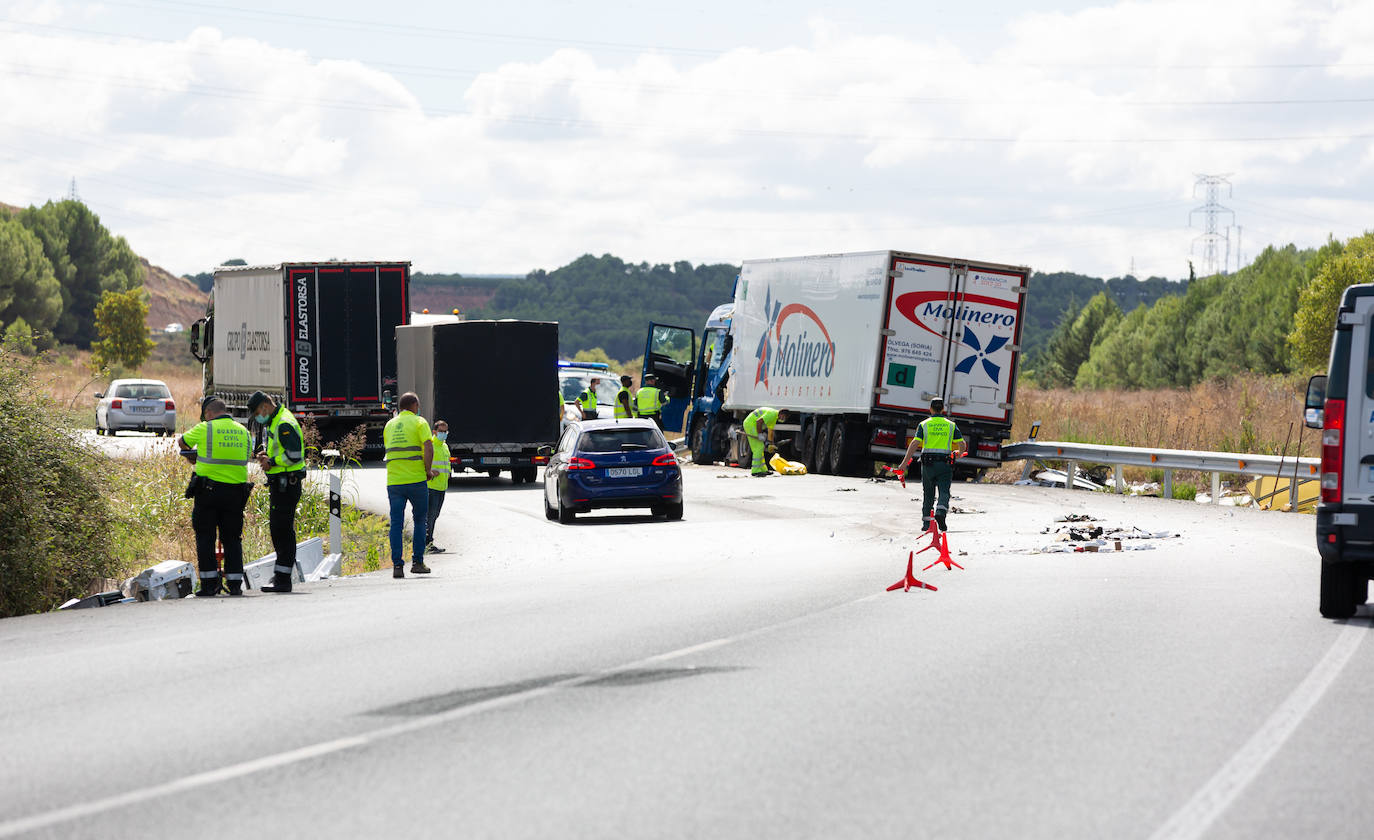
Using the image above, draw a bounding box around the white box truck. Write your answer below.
[643,250,1030,476]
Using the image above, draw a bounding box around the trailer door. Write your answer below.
[642,323,696,433]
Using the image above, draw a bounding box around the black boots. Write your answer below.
[261,573,293,594]
[194,575,220,597]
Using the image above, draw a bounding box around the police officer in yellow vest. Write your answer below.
[615,375,635,420]
[425,420,451,555]
[248,391,306,594]
[385,392,438,579]
[636,374,669,430]
[743,407,790,476]
[179,398,252,597]
[577,378,601,420]
[896,396,966,532]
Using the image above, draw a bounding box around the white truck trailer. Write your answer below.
[643,250,1030,476]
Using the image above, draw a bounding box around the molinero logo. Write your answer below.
[753,286,836,392]
[895,291,1016,384]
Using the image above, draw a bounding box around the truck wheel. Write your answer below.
[558,490,577,524]
[801,419,820,473]
[814,418,835,475]
[827,420,850,476]
[514,466,536,484]
[691,419,714,466]
[1319,561,1363,619]
[486,468,501,480]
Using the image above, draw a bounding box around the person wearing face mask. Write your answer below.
[248,390,306,593]
[425,420,451,555]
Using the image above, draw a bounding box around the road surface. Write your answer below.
[2,460,1369,839]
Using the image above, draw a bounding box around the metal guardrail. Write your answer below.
[1001,440,1320,508]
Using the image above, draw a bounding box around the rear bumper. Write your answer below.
[1317,502,1374,564]
[563,474,683,510]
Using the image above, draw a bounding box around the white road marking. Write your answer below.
[1147,622,1365,840]
[0,592,883,838]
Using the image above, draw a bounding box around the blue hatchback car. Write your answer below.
[543,419,683,523]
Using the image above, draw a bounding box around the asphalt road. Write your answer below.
[2,459,1370,839]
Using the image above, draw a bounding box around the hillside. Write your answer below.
[141,258,207,330]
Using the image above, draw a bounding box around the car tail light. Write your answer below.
[651,452,677,466]
[165,399,175,410]
[1321,398,1345,503]
[568,457,596,470]
[110,399,122,409]
[872,428,900,447]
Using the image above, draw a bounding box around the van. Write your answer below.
[1304,283,1374,618]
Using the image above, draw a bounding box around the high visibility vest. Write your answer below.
[428,437,451,491]
[918,415,959,453]
[384,410,430,485]
[615,387,633,419]
[636,386,663,416]
[189,416,250,484]
[579,388,597,413]
[744,407,778,436]
[264,407,306,474]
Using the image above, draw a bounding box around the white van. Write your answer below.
[1304,283,1374,618]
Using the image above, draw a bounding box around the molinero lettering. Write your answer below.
[921,301,1015,328]
[771,329,835,379]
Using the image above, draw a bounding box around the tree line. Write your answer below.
[1030,233,1373,389]
[0,200,150,367]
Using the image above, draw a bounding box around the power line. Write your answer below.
[1190,174,1235,277]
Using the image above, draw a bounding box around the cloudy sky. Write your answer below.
[1,0,1371,280]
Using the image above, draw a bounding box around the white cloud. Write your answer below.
[0,0,1368,281]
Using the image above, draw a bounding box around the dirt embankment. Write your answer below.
[141,259,207,330]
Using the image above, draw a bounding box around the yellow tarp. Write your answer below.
[769,454,807,475]
[1246,475,1318,513]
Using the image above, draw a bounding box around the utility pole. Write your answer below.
[1189,174,1234,277]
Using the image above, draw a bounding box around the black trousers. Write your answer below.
[426,487,446,545]
[192,480,249,583]
[268,473,303,577]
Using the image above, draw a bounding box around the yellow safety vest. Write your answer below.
[636,386,663,416]
[918,416,959,453]
[384,410,430,485]
[187,416,250,484]
[744,407,778,436]
[615,386,633,419]
[579,388,598,413]
[264,407,306,474]
[428,437,451,491]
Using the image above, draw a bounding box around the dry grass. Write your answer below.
[984,373,1314,486]
[44,344,204,432]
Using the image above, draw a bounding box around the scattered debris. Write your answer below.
[123,559,195,601]
[834,487,857,492]
[949,506,985,515]
[1016,469,1105,491]
[1057,513,1099,522]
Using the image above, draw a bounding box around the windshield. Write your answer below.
[114,383,171,399]
[560,373,620,404]
[578,428,664,453]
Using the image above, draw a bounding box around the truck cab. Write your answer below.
[1306,283,1374,618]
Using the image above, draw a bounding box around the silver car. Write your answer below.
[95,379,177,436]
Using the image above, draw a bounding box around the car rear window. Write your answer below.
[114,383,171,399]
[579,428,662,453]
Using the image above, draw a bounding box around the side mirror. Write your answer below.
[94,392,104,399]
[1304,375,1327,430]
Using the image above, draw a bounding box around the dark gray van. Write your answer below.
[1305,283,1374,618]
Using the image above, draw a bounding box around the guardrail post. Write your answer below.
[1289,477,1299,511]
[1114,464,1124,495]
[1163,469,1173,501]
[1211,472,1220,505]
[1066,459,1077,491]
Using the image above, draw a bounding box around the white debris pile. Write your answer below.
[1014,514,1179,554]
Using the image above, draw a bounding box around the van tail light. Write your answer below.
[651,452,678,466]
[567,457,596,470]
[1321,398,1345,503]
[165,399,175,410]
[110,399,122,409]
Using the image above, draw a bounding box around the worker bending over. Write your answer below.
[743,407,790,477]
[896,396,965,531]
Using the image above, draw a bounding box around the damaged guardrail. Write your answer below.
[1002,440,1320,508]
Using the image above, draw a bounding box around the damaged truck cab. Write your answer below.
[1307,282,1374,618]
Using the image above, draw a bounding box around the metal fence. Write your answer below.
[1001,440,1320,508]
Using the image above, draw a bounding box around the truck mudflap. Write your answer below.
[1316,502,1374,564]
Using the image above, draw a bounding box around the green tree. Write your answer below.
[17,200,143,348]
[91,287,155,371]
[3,317,36,355]
[1035,291,1122,386]
[571,347,618,367]
[1289,232,1374,371]
[0,215,62,341]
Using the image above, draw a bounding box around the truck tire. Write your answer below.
[486,468,502,480]
[514,466,537,484]
[1320,561,1364,619]
[814,417,835,475]
[691,418,714,466]
[827,420,850,476]
[801,418,820,473]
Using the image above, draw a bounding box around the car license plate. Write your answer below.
[130,405,156,414]
[335,409,364,417]
[480,456,511,465]
[607,467,642,478]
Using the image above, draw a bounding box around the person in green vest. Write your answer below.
[743,407,790,476]
[636,374,669,430]
[178,397,252,597]
[895,396,966,532]
[577,377,601,420]
[615,375,635,420]
[425,420,451,555]
[248,391,306,594]
[385,392,438,579]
